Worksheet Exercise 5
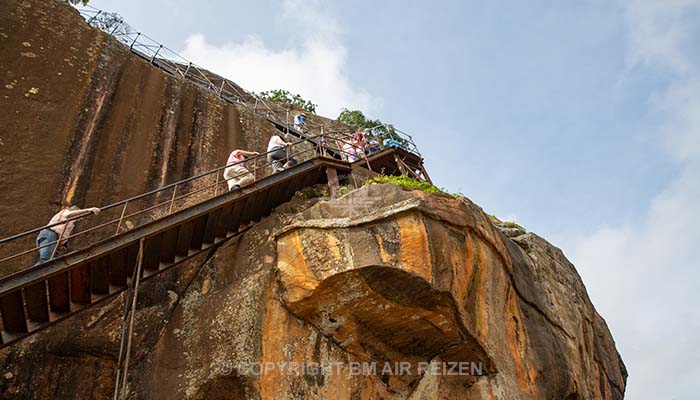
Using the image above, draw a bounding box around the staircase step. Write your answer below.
[109,248,128,288]
[203,208,222,244]
[25,281,49,323]
[0,290,28,333]
[160,226,179,264]
[70,263,92,305]
[48,271,70,313]
[175,221,194,257]
[143,234,163,271]
[90,257,110,295]
[190,215,208,250]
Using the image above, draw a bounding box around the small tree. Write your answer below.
[258,89,317,114]
[337,108,405,146]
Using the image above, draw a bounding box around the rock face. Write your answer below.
[0,0,267,272]
[0,184,627,399]
[0,1,626,398]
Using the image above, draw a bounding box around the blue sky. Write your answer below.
[87,1,700,398]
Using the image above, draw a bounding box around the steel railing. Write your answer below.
[74,5,421,156]
[0,130,397,277]
[76,6,305,131]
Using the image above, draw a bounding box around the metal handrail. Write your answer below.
[0,132,318,244]
[75,5,293,131]
[0,7,427,271]
[0,131,378,274]
[73,5,421,156]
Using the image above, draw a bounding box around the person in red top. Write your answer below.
[223,149,259,190]
[35,205,101,265]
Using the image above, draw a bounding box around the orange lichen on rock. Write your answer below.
[395,212,433,282]
[0,1,626,396]
[276,230,318,303]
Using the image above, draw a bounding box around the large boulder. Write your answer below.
[0,184,627,399]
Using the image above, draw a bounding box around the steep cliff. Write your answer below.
[0,0,276,273]
[0,184,626,399]
[0,1,626,398]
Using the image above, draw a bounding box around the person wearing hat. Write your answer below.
[35,205,101,265]
[293,112,306,132]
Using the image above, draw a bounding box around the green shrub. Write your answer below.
[501,221,525,231]
[488,214,525,231]
[338,186,352,196]
[297,185,328,199]
[257,89,317,114]
[364,175,442,194]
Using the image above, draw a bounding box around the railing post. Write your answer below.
[87,10,102,25]
[49,228,65,260]
[365,150,373,172]
[393,153,410,177]
[115,201,129,235]
[109,20,124,35]
[129,33,141,50]
[149,44,163,64]
[319,127,325,157]
[183,62,191,78]
[419,163,433,184]
[114,238,145,400]
[168,186,177,214]
[326,167,339,199]
[218,81,225,98]
[386,124,398,142]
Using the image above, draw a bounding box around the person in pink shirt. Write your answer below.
[35,205,101,265]
[223,149,259,190]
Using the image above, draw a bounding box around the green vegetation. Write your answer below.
[487,214,525,231]
[297,185,328,199]
[337,109,382,130]
[258,89,317,114]
[338,186,352,196]
[364,175,442,194]
[501,221,525,230]
[336,109,406,146]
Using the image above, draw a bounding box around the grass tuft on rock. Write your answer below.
[488,214,526,231]
[364,175,442,194]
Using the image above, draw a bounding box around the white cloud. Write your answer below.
[655,79,700,162]
[567,1,700,398]
[625,0,700,76]
[178,0,380,117]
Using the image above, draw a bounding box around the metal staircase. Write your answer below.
[0,5,431,350]
[0,155,350,347]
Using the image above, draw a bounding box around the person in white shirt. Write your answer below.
[35,205,101,265]
[267,135,297,172]
[223,149,259,190]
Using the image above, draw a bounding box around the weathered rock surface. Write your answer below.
[0,0,267,273]
[0,1,626,398]
[0,184,626,399]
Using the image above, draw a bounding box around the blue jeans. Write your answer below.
[35,229,59,265]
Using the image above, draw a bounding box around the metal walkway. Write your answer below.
[0,156,349,347]
[0,6,431,349]
[75,5,423,158]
